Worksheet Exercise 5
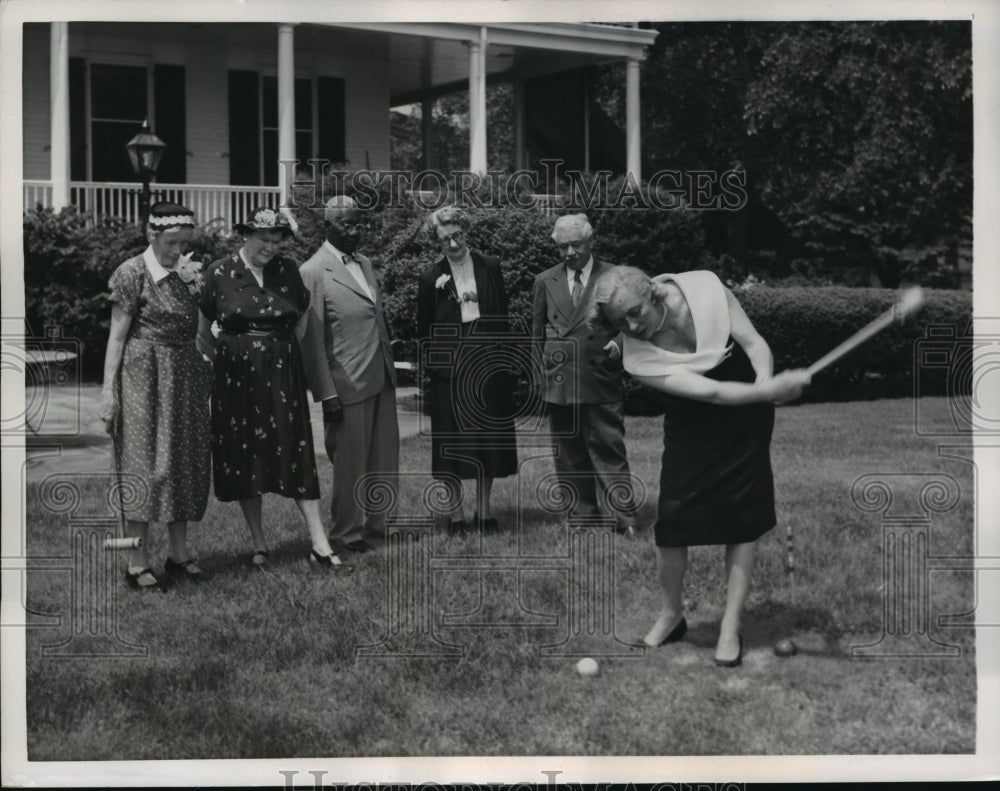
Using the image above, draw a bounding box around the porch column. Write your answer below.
[422,98,433,170]
[625,58,641,182]
[513,80,525,171]
[468,27,487,174]
[277,23,296,206]
[50,22,71,210]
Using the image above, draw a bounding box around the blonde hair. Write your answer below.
[587,266,656,327]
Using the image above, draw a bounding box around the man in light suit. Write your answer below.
[531,213,638,535]
[297,195,399,554]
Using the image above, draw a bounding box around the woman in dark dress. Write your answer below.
[199,207,346,570]
[417,206,518,531]
[593,266,811,666]
[99,202,210,590]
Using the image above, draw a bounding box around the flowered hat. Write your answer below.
[234,207,295,237]
[148,201,196,231]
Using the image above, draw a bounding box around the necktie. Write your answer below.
[571,269,583,307]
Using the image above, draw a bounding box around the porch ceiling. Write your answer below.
[320,22,657,106]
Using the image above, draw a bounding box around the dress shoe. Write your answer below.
[714,634,743,668]
[125,567,164,592]
[165,557,203,584]
[640,616,687,647]
[309,549,353,572]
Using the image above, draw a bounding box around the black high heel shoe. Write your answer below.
[165,557,203,584]
[714,634,743,668]
[646,616,687,647]
[309,549,353,572]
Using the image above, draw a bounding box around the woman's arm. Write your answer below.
[632,366,810,405]
[196,264,216,359]
[196,311,215,360]
[725,287,773,383]
[98,305,133,431]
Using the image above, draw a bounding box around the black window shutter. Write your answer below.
[153,64,186,184]
[316,76,345,165]
[228,70,260,185]
[69,57,86,181]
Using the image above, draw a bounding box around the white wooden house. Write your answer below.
[23,21,657,227]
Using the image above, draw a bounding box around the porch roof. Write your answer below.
[322,22,658,105]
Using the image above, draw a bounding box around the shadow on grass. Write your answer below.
[678,601,848,658]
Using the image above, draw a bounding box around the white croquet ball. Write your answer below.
[576,657,600,677]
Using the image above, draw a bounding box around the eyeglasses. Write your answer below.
[438,230,465,244]
[338,221,370,233]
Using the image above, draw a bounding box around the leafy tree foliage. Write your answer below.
[640,20,971,287]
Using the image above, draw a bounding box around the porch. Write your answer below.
[30,21,657,221]
[23,180,564,229]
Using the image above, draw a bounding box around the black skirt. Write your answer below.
[428,321,518,481]
[654,341,776,547]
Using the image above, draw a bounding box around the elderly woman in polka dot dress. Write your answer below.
[198,207,347,571]
[99,201,211,591]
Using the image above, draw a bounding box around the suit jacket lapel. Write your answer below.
[571,258,605,325]
[326,247,374,303]
[357,254,380,303]
[546,267,575,326]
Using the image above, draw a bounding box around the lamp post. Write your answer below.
[125,119,166,228]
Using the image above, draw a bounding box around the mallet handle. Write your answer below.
[103,537,143,550]
[805,311,895,377]
[805,286,924,377]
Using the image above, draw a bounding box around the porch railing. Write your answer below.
[23,180,282,231]
[24,181,566,227]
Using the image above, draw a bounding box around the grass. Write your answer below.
[23,397,975,758]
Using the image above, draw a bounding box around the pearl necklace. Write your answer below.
[654,300,669,333]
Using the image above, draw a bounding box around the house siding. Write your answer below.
[22,22,391,186]
[23,24,51,181]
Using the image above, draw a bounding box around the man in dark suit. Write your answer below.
[297,196,399,553]
[531,213,638,535]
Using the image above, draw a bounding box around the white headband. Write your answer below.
[149,214,195,228]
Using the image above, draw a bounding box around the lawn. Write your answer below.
[22,397,975,759]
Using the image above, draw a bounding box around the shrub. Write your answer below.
[24,194,972,408]
[23,207,234,379]
[621,284,971,414]
[737,285,971,403]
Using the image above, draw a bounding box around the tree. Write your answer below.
[390,85,515,176]
[635,21,972,287]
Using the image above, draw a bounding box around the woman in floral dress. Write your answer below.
[199,207,347,570]
[99,202,210,590]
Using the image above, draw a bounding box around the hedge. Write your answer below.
[23,201,972,412]
[623,284,972,415]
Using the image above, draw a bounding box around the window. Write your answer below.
[73,61,186,183]
[230,70,344,187]
[90,64,148,182]
[261,76,313,186]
